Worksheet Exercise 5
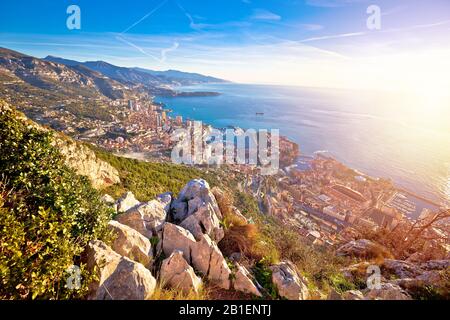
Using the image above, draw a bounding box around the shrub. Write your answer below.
[0,104,112,299]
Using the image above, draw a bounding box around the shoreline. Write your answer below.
[155,93,448,210]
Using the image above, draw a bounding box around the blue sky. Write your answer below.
[1,0,450,91]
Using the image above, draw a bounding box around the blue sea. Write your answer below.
[156,83,450,207]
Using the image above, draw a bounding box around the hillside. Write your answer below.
[44,56,228,87]
[1,100,448,300]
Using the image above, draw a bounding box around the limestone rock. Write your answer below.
[116,191,140,213]
[115,209,151,239]
[364,282,411,300]
[382,259,424,279]
[191,233,232,290]
[342,290,365,300]
[86,240,156,300]
[156,192,172,215]
[270,261,309,300]
[233,264,262,297]
[327,289,343,300]
[56,139,120,189]
[420,260,450,271]
[337,239,392,259]
[115,199,167,238]
[171,179,222,222]
[161,223,197,263]
[160,250,202,294]
[179,203,224,242]
[107,220,152,267]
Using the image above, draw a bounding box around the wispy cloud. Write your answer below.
[250,9,281,21]
[305,0,368,8]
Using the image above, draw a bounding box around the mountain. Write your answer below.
[133,67,228,85]
[0,47,132,100]
[44,55,228,86]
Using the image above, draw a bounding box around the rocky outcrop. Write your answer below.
[382,259,424,279]
[180,203,224,242]
[116,191,140,213]
[161,223,231,290]
[107,221,152,267]
[86,240,156,300]
[337,239,392,259]
[161,223,197,263]
[191,234,232,289]
[233,264,262,297]
[270,261,309,300]
[364,282,411,300]
[55,138,120,189]
[156,192,172,215]
[160,250,202,294]
[171,179,222,222]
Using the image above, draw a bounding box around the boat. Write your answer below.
[256,112,264,116]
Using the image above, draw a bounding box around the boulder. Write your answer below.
[156,192,172,215]
[327,289,343,300]
[171,179,222,222]
[161,223,197,263]
[233,264,262,297]
[180,203,224,242]
[86,240,156,300]
[270,261,309,300]
[382,259,424,279]
[161,223,231,290]
[342,290,365,300]
[115,200,167,238]
[107,220,152,267]
[101,194,116,205]
[160,250,202,294]
[191,233,232,290]
[337,239,392,259]
[115,209,151,239]
[364,282,411,300]
[420,260,450,271]
[116,191,140,213]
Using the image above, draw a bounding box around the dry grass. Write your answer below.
[149,283,209,300]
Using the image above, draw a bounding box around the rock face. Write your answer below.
[337,239,392,259]
[86,240,156,300]
[115,198,167,239]
[270,261,309,300]
[161,223,197,263]
[156,192,172,215]
[180,203,224,242]
[160,250,202,294]
[161,223,231,290]
[171,179,222,222]
[364,282,411,300]
[191,233,232,290]
[233,264,262,297]
[382,259,424,279]
[107,221,152,267]
[55,138,120,189]
[116,191,140,213]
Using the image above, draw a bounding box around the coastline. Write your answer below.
[155,89,448,211]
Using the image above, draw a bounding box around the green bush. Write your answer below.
[0,104,113,299]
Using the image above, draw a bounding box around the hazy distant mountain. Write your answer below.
[44,56,228,87]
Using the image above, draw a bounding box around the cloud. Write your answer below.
[305,0,368,8]
[299,24,324,31]
[250,9,281,21]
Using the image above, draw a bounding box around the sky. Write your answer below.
[1,0,450,94]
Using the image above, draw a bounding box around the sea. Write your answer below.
[156,83,450,208]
